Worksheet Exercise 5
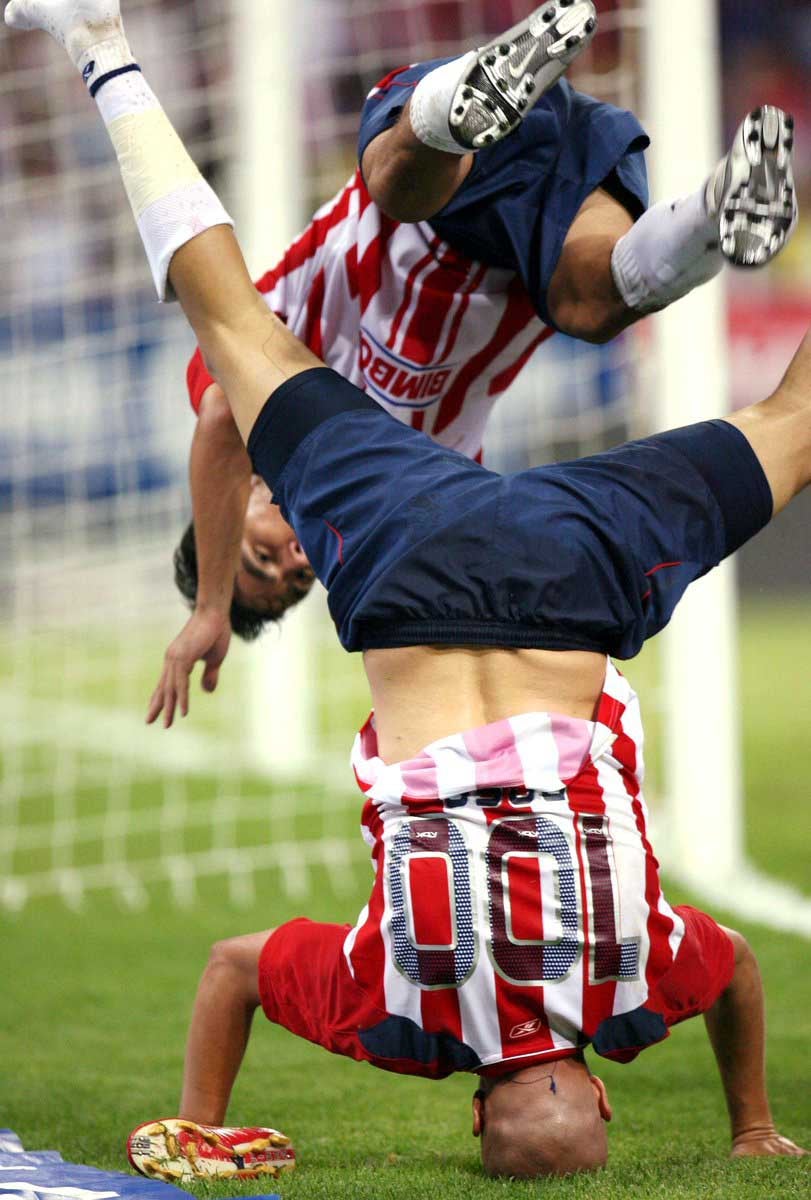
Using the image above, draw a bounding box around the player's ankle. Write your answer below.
[611,186,721,316]
[74,29,135,93]
[409,53,478,155]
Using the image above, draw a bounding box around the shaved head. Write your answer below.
[472,1057,611,1178]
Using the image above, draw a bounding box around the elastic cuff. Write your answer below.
[610,231,651,313]
[89,62,141,98]
[654,420,774,556]
[76,31,135,88]
[247,368,379,490]
[136,183,234,301]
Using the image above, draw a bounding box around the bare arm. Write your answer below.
[146,382,250,727]
[705,927,807,1158]
[191,383,252,611]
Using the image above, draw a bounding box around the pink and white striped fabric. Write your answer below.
[344,661,686,1072]
[187,169,553,459]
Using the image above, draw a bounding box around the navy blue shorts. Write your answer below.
[359,66,650,327]
[247,368,772,658]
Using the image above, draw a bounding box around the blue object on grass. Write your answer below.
[0,1131,281,1200]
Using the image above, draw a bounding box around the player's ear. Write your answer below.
[589,1074,612,1122]
[472,1089,485,1138]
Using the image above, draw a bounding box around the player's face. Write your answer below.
[235,477,315,619]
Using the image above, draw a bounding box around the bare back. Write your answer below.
[363,646,607,763]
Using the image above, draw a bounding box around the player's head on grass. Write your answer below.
[175,477,316,638]
[472,1055,612,1178]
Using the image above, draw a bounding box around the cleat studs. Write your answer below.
[484,54,496,66]
[785,137,794,151]
[543,8,556,21]
[561,0,573,6]
[585,17,596,33]
[462,87,473,100]
[497,78,508,90]
[498,44,510,55]
[785,114,795,130]
[751,107,762,121]
[484,134,494,144]
[566,34,580,48]
[526,79,536,92]
[485,98,496,111]
[454,106,465,115]
[747,129,760,144]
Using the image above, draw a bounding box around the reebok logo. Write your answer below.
[509,1018,542,1040]
[360,331,453,410]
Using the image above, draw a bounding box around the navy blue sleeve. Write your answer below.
[358,70,649,328]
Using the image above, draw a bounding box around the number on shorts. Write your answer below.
[388,809,638,988]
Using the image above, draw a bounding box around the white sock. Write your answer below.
[77,32,233,301]
[611,185,723,316]
[409,52,478,155]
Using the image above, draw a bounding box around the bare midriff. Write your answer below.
[363,645,608,764]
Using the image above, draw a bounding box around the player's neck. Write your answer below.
[363,646,607,763]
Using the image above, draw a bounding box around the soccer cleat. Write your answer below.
[706,106,798,268]
[449,0,597,151]
[126,1119,296,1183]
[4,0,122,55]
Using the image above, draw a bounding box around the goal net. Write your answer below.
[3,0,804,928]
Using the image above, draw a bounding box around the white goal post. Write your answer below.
[644,0,811,933]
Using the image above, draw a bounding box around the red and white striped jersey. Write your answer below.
[187,170,553,460]
[344,661,686,1073]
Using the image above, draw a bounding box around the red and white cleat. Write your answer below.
[127,1119,296,1183]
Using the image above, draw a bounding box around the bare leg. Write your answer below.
[179,931,270,1124]
[167,229,322,445]
[705,928,807,1157]
[362,99,473,222]
[545,188,635,342]
[725,328,811,515]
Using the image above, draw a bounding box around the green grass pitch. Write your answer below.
[2,600,810,1199]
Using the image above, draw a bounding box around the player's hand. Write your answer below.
[731,1127,809,1158]
[147,608,232,729]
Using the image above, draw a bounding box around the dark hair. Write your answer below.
[174,521,274,642]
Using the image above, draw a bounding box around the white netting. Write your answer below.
[0,0,683,911]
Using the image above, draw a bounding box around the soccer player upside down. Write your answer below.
[169,1,796,657]
[5,0,808,1180]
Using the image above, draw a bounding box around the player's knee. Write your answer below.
[551,297,626,345]
[206,937,244,975]
[363,156,435,222]
[723,926,753,966]
[205,933,267,993]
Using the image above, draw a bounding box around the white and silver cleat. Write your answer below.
[449,0,597,151]
[708,105,798,268]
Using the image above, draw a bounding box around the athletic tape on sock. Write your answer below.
[88,51,233,300]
